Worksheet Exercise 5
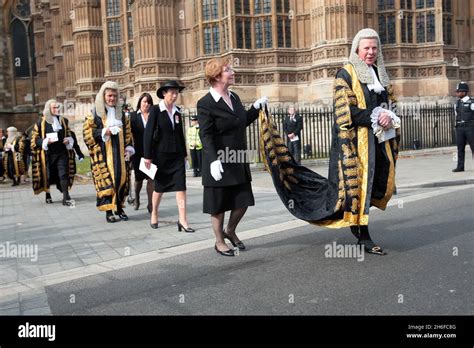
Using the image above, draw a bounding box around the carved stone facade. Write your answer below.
[0,0,7,111]
[1,0,473,128]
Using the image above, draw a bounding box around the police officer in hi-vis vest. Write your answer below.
[453,82,474,172]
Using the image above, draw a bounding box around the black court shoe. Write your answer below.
[223,230,246,250]
[214,244,235,257]
[177,222,195,232]
[358,239,387,256]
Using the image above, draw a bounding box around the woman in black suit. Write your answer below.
[197,58,268,256]
[130,93,154,212]
[143,81,194,232]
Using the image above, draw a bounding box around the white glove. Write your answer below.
[210,160,224,181]
[64,136,74,150]
[253,96,268,109]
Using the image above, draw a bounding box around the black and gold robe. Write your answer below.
[31,117,76,194]
[260,63,400,228]
[83,109,132,211]
[3,136,25,181]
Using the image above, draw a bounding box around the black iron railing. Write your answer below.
[183,103,455,162]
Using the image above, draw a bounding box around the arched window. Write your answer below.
[11,19,30,78]
[10,0,36,79]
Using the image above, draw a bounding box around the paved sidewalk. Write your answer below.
[0,146,472,314]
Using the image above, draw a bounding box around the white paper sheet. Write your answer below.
[290,135,299,142]
[139,157,157,180]
[46,132,58,142]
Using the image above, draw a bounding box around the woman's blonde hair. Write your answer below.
[205,57,231,85]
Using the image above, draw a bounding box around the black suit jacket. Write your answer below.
[283,113,303,138]
[130,111,146,158]
[143,104,186,163]
[197,91,259,187]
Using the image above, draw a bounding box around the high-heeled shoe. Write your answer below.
[223,230,246,250]
[214,244,234,257]
[150,221,158,229]
[147,204,152,214]
[177,222,195,233]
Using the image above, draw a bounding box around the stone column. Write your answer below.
[72,0,105,104]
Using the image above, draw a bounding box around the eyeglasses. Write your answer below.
[223,67,234,73]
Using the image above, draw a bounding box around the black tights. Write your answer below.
[350,225,371,241]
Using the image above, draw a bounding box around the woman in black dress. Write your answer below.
[143,81,194,232]
[197,58,267,256]
[130,93,154,212]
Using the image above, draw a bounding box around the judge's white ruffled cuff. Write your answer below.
[101,128,111,142]
[65,136,74,150]
[370,106,401,143]
[42,138,49,151]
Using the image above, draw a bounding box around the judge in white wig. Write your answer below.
[3,126,26,186]
[83,81,135,223]
[329,28,401,255]
[31,99,76,205]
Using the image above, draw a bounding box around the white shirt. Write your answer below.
[137,110,147,128]
[159,100,179,129]
[209,87,236,111]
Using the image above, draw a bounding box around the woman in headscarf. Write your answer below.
[83,81,135,223]
[31,100,76,205]
[259,28,400,255]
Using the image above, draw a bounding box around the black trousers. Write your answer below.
[455,126,474,169]
[288,140,301,164]
[190,148,202,175]
[48,152,69,186]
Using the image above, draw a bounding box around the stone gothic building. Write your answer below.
[0,0,473,129]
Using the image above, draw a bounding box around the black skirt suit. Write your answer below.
[143,103,187,193]
[130,111,147,181]
[197,91,259,214]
